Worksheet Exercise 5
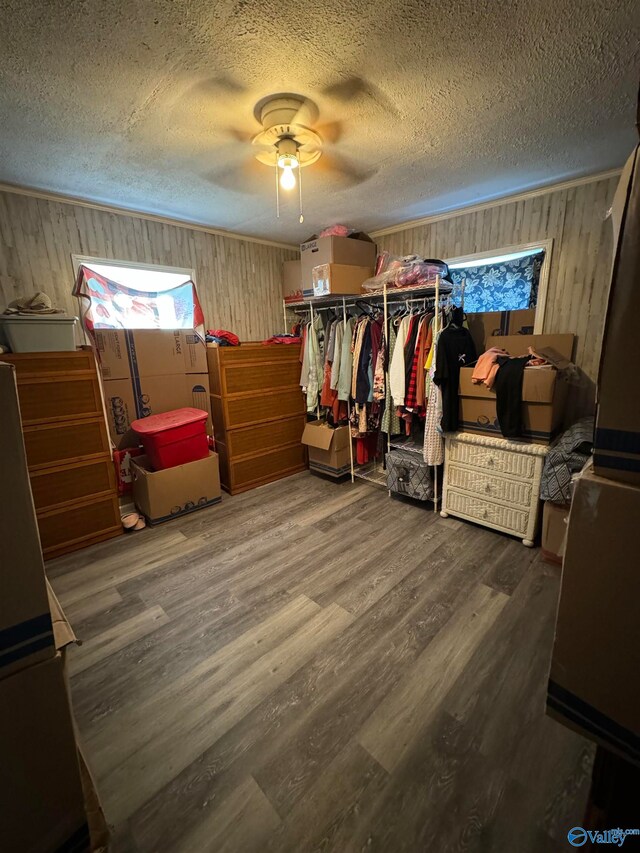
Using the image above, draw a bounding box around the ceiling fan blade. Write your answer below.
[288,96,319,128]
[189,74,248,99]
[314,120,343,144]
[204,157,272,194]
[312,152,377,188]
[322,75,398,115]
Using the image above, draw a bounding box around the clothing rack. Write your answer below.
[288,276,456,510]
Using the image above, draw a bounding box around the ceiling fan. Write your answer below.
[251,93,325,222]
[204,84,380,221]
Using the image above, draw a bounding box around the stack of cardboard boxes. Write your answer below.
[458,332,574,445]
[95,328,212,449]
[0,362,104,851]
[94,329,221,524]
[283,235,377,303]
[547,147,640,766]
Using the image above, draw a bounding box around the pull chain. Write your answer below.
[275,161,280,219]
[298,163,304,224]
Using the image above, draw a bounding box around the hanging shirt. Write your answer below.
[330,321,344,390]
[433,325,477,432]
[389,315,410,406]
[337,316,355,401]
[306,314,324,413]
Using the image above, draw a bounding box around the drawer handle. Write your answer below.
[487,457,494,466]
[483,509,488,518]
[485,484,491,493]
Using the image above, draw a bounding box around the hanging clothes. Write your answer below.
[405,314,429,412]
[382,321,402,436]
[355,321,373,405]
[389,315,410,406]
[415,313,433,408]
[299,322,309,389]
[433,323,476,432]
[305,313,324,413]
[337,316,355,401]
[403,314,420,395]
[330,321,344,390]
[423,331,445,466]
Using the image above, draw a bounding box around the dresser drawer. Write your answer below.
[31,457,115,512]
[223,360,301,395]
[448,438,536,480]
[217,387,305,430]
[23,417,110,470]
[230,444,307,492]
[225,415,305,459]
[445,489,530,536]
[447,463,533,508]
[38,494,121,558]
[2,349,96,377]
[210,344,301,366]
[16,376,103,424]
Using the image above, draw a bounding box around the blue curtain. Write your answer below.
[450,252,544,313]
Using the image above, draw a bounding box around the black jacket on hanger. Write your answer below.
[434,325,477,432]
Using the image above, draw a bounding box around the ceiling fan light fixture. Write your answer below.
[277,153,298,170]
[279,163,297,190]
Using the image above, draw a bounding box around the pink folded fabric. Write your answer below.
[472,347,509,388]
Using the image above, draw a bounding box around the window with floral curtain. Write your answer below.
[449,250,544,313]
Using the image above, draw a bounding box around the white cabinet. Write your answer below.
[441,432,548,546]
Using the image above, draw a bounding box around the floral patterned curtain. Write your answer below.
[450,251,544,313]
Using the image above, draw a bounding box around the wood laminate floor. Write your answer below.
[47,472,593,852]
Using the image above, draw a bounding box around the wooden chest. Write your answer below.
[2,349,121,558]
[207,343,307,494]
[442,432,548,546]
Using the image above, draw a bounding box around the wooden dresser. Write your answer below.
[441,432,548,546]
[207,343,307,494]
[2,349,121,559]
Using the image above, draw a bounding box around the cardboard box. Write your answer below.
[46,582,109,852]
[283,259,311,303]
[301,235,376,291]
[458,333,574,444]
[46,581,77,655]
[132,451,221,524]
[302,421,352,477]
[102,373,212,449]
[594,146,640,486]
[467,308,536,354]
[312,263,372,297]
[547,467,640,764]
[0,654,88,853]
[94,328,207,381]
[0,362,54,681]
[541,501,570,564]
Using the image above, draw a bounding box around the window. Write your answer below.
[72,256,203,334]
[446,243,551,319]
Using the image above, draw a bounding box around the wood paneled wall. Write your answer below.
[376,175,618,419]
[0,190,296,341]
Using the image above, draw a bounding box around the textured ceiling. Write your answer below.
[0,0,638,243]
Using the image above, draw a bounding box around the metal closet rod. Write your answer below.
[289,295,449,314]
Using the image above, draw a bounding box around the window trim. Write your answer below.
[445,239,553,334]
[71,254,196,286]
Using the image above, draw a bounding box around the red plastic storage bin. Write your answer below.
[131,408,209,470]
